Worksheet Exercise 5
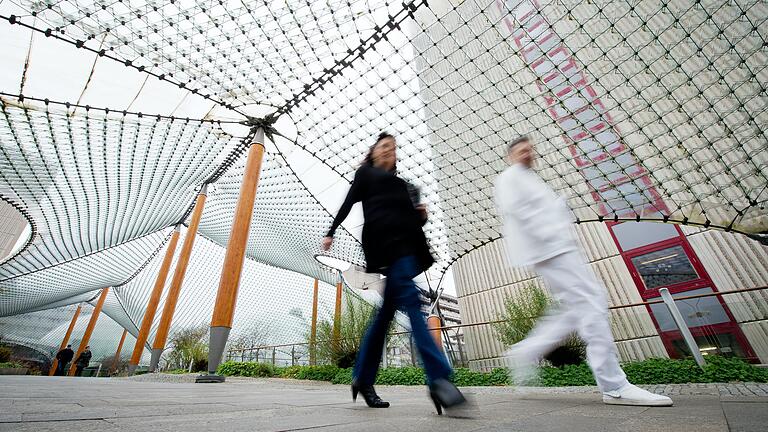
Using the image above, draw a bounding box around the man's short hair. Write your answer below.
[507,135,531,152]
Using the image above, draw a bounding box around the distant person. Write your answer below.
[54,344,74,376]
[494,136,672,407]
[322,132,466,415]
[73,346,92,377]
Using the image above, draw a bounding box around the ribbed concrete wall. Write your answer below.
[454,223,768,370]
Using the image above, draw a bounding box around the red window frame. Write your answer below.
[606,222,757,361]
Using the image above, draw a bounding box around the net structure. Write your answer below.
[0,0,766,358]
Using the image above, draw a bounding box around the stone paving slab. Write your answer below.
[1,375,766,431]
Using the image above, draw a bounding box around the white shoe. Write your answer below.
[603,384,673,407]
[503,348,538,386]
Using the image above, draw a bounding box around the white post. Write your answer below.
[659,288,706,367]
[382,339,388,368]
[96,363,102,377]
[188,358,194,373]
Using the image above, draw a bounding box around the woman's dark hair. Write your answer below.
[362,131,396,171]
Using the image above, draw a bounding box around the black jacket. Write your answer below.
[75,350,92,367]
[328,165,434,274]
[56,348,74,364]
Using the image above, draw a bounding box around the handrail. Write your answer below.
[226,285,768,354]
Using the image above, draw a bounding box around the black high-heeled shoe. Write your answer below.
[428,378,466,415]
[351,383,390,408]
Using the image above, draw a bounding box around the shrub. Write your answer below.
[0,361,24,368]
[538,357,768,386]
[211,357,768,387]
[277,365,302,379]
[452,368,509,386]
[376,367,425,385]
[167,324,209,372]
[217,361,275,377]
[311,296,376,368]
[539,363,596,386]
[332,368,353,384]
[165,369,190,374]
[493,284,585,366]
[294,365,340,381]
[0,346,11,363]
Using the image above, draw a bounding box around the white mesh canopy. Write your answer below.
[0,0,765,355]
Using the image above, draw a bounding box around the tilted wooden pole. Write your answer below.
[127,226,181,374]
[200,130,265,382]
[332,272,343,347]
[111,329,128,374]
[149,187,208,371]
[427,315,443,352]
[68,288,110,376]
[49,304,82,376]
[309,279,319,365]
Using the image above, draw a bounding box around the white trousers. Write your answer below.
[516,250,629,392]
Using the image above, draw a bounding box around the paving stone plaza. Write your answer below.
[2,375,767,432]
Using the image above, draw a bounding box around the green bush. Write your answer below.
[167,325,209,372]
[312,296,375,368]
[0,346,12,363]
[539,363,596,386]
[0,361,24,368]
[332,368,353,384]
[538,357,768,386]
[165,369,190,374]
[277,365,302,379]
[217,361,275,377]
[375,367,425,385]
[212,357,768,386]
[452,368,510,386]
[493,284,585,366]
[294,365,340,381]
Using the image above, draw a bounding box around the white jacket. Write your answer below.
[494,164,578,267]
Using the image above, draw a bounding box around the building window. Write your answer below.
[670,332,748,359]
[647,287,731,332]
[630,245,698,289]
[610,221,679,251]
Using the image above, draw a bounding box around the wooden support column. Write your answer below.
[309,279,319,365]
[332,273,343,346]
[111,329,128,374]
[149,187,208,372]
[200,130,265,382]
[49,304,82,376]
[427,315,443,352]
[128,226,181,374]
[68,288,109,376]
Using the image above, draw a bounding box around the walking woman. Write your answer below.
[322,132,466,415]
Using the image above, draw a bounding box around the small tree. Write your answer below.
[312,296,376,368]
[167,324,209,372]
[493,283,585,367]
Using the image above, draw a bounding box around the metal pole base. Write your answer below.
[195,374,226,383]
[208,326,231,373]
[149,348,163,372]
[127,364,138,375]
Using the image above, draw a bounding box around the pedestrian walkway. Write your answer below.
[1,375,766,431]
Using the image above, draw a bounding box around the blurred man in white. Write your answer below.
[494,136,672,407]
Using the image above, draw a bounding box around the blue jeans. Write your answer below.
[352,256,452,385]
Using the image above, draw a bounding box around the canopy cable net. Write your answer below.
[0,0,766,359]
